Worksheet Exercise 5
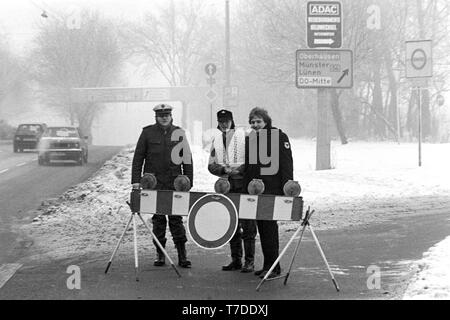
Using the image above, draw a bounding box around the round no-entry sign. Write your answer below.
[187,194,238,249]
[406,40,432,79]
[411,49,427,70]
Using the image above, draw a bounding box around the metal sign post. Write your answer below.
[316,89,331,170]
[205,63,217,128]
[418,87,422,167]
[405,40,432,167]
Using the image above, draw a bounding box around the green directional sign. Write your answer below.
[296,49,353,89]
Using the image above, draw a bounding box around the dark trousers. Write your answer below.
[228,181,256,263]
[257,220,281,272]
[229,219,257,262]
[152,214,187,249]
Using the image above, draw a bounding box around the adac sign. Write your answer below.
[307,1,342,49]
[309,3,340,15]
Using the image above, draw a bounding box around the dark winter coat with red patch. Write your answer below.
[243,126,293,195]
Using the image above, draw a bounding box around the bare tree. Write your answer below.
[235,0,450,142]
[121,0,222,87]
[0,43,30,119]
[31,10,124,140]
[404,0,450,140]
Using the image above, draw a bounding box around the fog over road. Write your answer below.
[0,143,123,265]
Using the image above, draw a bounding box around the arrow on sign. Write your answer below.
[337,69,349,83]
[205,63,217,76]
[314,38,334,45]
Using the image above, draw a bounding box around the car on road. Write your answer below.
[13,123,47,152]
[38,126,88,165]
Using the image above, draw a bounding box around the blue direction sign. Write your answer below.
[307,1,342,49]
[205,63,217,76]
[296,49,353,88]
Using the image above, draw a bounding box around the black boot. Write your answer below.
[223,235,242,271]
[222,258,242,271]
[153,240,166,266]
[176,243,191,268]
[241,240,255,273]
[154,248,165,266]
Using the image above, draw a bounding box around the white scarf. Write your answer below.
[212,128,246,168]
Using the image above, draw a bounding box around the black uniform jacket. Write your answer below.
[243,126,293,195]
[131,123,193,189]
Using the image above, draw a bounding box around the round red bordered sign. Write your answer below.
[187,194,238,249]
[411,48,427,70]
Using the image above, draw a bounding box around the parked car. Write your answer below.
[13,123,47,152]
[38,126,88,165]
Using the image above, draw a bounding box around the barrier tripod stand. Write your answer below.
[104,202,181,281]
[256,206,340,292]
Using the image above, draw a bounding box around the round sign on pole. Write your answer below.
[205,63,217,76]
[187,194,238,249]
[411,49,427,70]
[406,40,432,79]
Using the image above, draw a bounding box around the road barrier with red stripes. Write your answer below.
[134,190,303,221]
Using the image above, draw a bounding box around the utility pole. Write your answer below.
[225,0,231,87]
[316,89,331,170]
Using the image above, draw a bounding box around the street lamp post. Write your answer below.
[225,0,231,87]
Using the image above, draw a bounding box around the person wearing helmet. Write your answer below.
[131,104,193,268]
[208,109,257,273]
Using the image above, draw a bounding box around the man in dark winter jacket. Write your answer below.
[243,107,294,279]
[208,109,257,273]
[131,103,193,268]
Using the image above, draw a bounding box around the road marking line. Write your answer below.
[0,169,9,174]
[0,264,22,289]
[16,162,27,167]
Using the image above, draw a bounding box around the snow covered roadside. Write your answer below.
[16,139,450,298]
[403,236,450,300]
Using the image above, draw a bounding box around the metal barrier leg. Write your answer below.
[105,207,131,274]
[284,222,308,285]
[309,225,340,292]
[256,221,305,291]
[132,213,139,281]
[137,213,181,278]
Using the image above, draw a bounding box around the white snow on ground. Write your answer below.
[403,235,450,300]
[17,139,450,298]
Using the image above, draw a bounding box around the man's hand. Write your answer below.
[132,183,141,189]
[224,166,232,174]
[230,169,240,176]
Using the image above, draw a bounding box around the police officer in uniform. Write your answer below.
[208,109,257,273]
[131,104,193,268]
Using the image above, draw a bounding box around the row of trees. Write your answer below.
[0,40,30,120]
[232,0,450,142]
[1,0,449,142]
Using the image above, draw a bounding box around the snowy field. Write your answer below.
[19,139,450,299]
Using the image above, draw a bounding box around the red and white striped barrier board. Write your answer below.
[138,190,303,221]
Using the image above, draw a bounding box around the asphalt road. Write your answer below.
[1,209,449,300]
[0,142,123,265]
[1,141,449,301]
